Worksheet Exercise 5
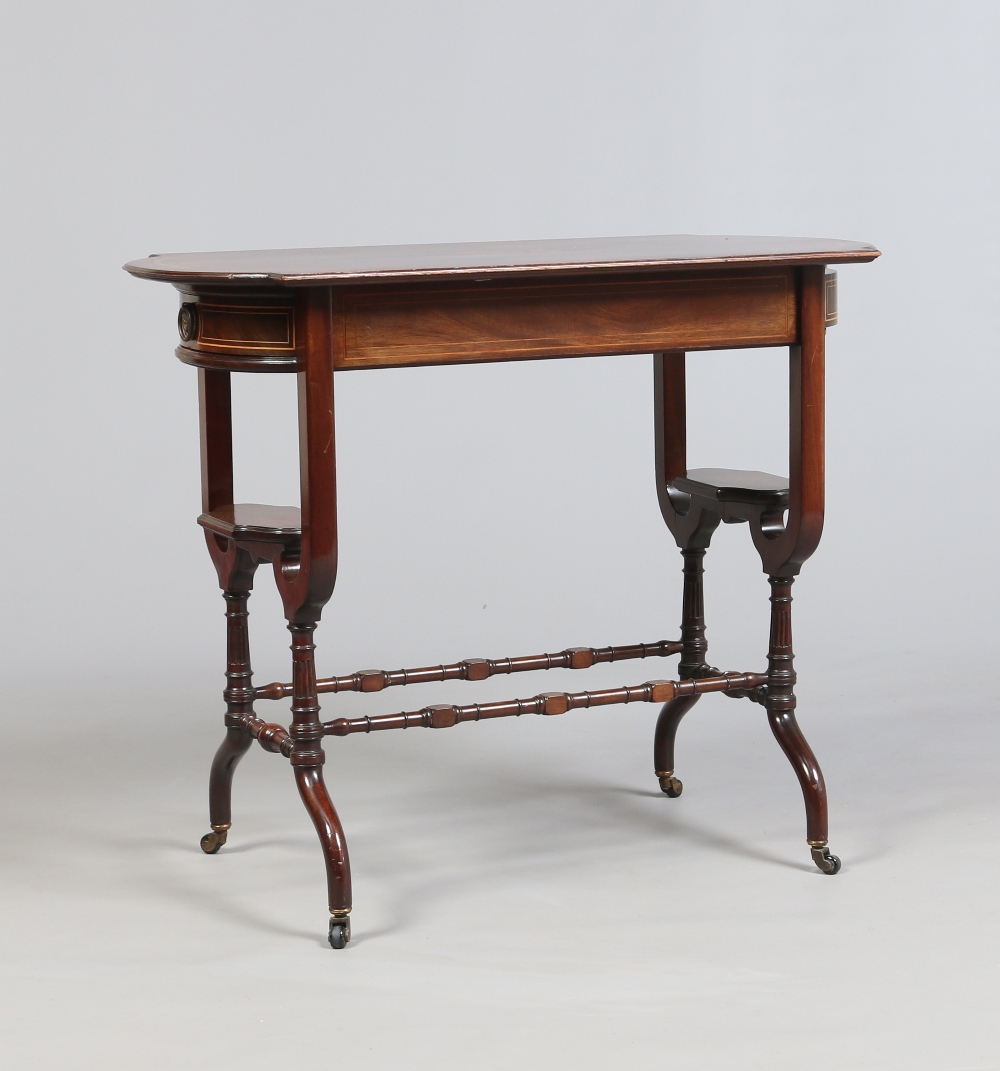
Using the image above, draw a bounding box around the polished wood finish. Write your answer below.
[126,233,878,945]
[198,369,234,514]
[654,265,827,572]
[653,548,710,795]
[764,576,826,843]
[128,236,876,373]
[179,290,299,372]
[323,670,768,737]
[336,270,796,369]
[254,638,684,701]
[199,504,303,542]
[673,468,789,509]
[761,265,827,577]
[196,302,294,350]
[174,270,800,372]
[125,233,879,285]
[289,622,351,915]
[203,588,256,852]
[824,270,838,327]
[650,263,842,873]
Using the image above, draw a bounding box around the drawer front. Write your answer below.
[197,305,294,350]
[175,290,298,372]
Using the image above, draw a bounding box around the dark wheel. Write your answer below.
[200,832,222,854]
[821,853,842,875]
[328,917,351,949]
[810,846,842,875]
[658,775,683,798]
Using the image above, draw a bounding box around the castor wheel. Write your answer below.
[200,829,228,854]
[810,845,842,875]
[658,774,683,798]
[328,916,351,949]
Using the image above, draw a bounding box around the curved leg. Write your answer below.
[653,694,700,796]
[202,585,257,854]
[654,547,709,796]
[202,728,253,853]
[766,708,837,871]
[288,623,353,946]
[295,765,352,945]
[765,576,840,874]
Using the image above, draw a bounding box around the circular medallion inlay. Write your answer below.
[177,303,198,342]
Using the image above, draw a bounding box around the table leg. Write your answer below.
[288,623,352,948]
[764,575,840,874]
[204,730,252,853]
[654,547,711,796]
[202,575,258,854]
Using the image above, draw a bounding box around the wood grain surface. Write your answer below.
[337,270,796,368]
[124,233,879,285]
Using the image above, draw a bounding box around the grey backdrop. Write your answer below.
[2,3,998,1070]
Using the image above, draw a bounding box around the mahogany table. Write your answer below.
[126,235,880,948]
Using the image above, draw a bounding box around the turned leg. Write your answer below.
[764,576,840,874]
[202,588,256,854]
[288,623,352,948]
[654,547,710,796]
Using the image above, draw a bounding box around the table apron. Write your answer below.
[335,269,797,369]
[173,269,799,371]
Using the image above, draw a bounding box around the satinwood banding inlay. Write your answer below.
[193,305,295,351]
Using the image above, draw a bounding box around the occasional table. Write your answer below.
[126,235,880,948]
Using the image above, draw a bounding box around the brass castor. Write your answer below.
[200,829,228,854]
[810,845,842,875]
[328,915,351,949]
[658,773,683,797]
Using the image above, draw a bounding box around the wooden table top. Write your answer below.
[124,234,880,286]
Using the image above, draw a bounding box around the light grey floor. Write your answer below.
[1,658,996,1071]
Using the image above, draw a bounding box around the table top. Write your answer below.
[124,234,880,286]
